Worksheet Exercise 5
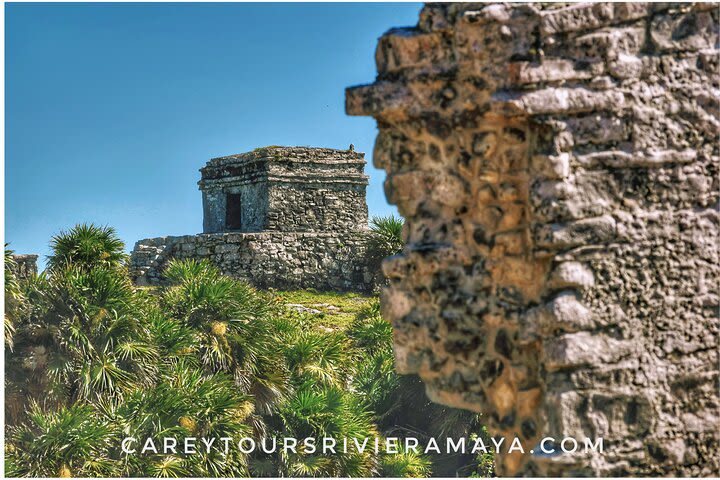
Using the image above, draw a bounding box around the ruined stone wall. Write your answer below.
[199,147,369,233]
[202,181,269,233]
[10,254,38,280]
[266,182,368,232]
[347,2,719,476]
[132,146,373,292]
[129,232,374,292]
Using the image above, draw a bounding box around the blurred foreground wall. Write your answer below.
[347,3,719,476]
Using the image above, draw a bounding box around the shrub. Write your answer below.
[364,215,404,276]
[47,224,127,273]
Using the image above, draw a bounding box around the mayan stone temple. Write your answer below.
[347,2,719,477]
[129,146,373,291]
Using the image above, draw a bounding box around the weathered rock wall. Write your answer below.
[199,147,369,233]
[266,182,368,233]
[202,181,269,233]
[129,232,375,292]
[10,254,38,279]
[347,2,719,476]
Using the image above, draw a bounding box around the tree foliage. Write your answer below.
[47,224,127,273]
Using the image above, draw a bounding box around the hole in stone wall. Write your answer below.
[225,193,242,230]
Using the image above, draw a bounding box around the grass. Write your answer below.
[252,145,283,153]
[272,289,375,330]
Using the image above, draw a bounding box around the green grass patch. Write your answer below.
[271,289,375,330]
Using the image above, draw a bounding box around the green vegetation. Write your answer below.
[273,289,372,329]
[5,223,494,477]
[365,215,405,277]
[252,145,284,156]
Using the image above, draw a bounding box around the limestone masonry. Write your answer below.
[130,146,374,291]
[10,254,38,280]
[199,146,368,233]
[347,2,718,476]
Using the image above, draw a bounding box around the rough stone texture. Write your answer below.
[10,254,38,279]
[131,146,374,292]
[199,146,368,233]
[347,2,719,476]
[130,232,373,292]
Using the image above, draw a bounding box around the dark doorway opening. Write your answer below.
[225,193,242,230]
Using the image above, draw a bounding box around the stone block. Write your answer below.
[540,3,653,35]
[651,10,719,52]
[543,332,634,370]
[535,215,617,249]
[548,261,596,290]
[504,88,626,116]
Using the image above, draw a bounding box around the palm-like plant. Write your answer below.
[7,224,149,408]
[4,247,26,350]
[101,362,255,477]
[272,385,381,477]
[365,215,405,276]
[5,270,54,424]
[163,258,219,284]
[7,262,157,422]
[348,302,402,421]
[47,224,127,273]
[145,306,198,366]
[161,259,291,415]
[5,402,119,478]
[352,348,400,423]
[283,330,352,388]
[381,448,432,477]
[47,266,157,399]
[348,299,392,356]
[254,306,388,477]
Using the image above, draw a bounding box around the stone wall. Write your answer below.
[347,2,718,476]
[129,232,375,292]
[10,254,38,279]
[266,183,368,233]
[202,181,269,233]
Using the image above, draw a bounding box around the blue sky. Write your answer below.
[5,2,421,268]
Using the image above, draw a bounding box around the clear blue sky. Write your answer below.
[5,2,421,269]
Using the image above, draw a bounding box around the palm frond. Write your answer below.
[47,223,127,273]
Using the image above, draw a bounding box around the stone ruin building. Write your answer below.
[129,146,374,291]
[9,254,38,280]
[347,2,719,477]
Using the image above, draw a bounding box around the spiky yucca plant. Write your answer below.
[101,363,255,477]
[20,266,156,401]
[4,246,26,350]
[257,307,388,477]
[6,225,157,423]
[274,385,381,477]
